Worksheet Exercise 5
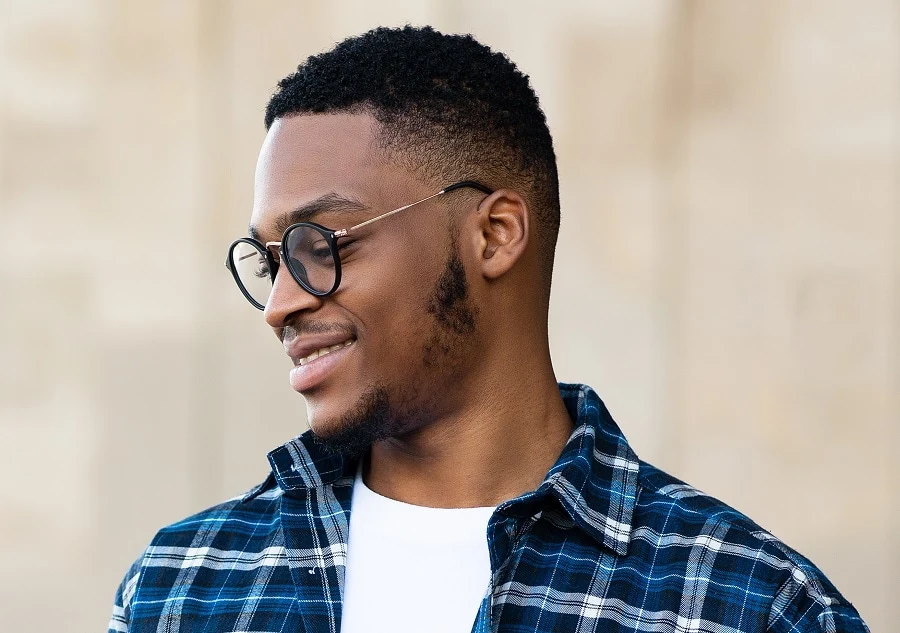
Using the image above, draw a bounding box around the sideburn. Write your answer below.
[426,236,478,335]
[423,234,479,369]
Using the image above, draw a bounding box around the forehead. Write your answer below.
[250,113,399,232]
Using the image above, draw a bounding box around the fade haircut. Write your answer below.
[265,25,560,289]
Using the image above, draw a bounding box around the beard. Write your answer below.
[310,384,394,457]
[310,235,478,458]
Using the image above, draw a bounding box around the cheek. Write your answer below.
[349,250,443,355]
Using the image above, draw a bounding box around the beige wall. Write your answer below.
[0,1,896,630]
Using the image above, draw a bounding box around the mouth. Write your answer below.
[287,336,357,393]
[295,339,355,366]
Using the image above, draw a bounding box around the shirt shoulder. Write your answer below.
[632,462,869,632]
[147,472,283,549]
[113,474,290,631]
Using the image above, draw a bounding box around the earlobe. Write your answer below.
[476,190,530,280]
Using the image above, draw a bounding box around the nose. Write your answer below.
[263,262,324,329]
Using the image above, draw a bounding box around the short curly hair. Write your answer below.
[265,25,560,286]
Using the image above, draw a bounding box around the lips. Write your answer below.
[284,331,357,392]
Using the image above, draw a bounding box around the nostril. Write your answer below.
[264,271,326,329]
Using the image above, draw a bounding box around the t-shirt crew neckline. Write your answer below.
[349,466,497,543]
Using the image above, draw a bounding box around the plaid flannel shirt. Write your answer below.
[109,383,868,632]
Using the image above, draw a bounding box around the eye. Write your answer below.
[253,262,271,279]
[310,240,333,261]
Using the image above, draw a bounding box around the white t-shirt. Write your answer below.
[340,470,495,633]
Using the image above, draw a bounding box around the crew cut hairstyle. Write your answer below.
[265,25,560,287]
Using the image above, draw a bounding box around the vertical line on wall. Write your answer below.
[655,1,695,474]
[188,0,234,508]
[890,0,900,617]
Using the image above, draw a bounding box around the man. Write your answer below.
[109,26,868,633]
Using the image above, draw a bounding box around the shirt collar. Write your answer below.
[261,384,639,554]
[266,431,357,492]
[537,383,639,555]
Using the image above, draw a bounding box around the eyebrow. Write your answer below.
[248,193,369,242]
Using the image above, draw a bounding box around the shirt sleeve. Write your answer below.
[767,565,869,632]
[108,556,143,633]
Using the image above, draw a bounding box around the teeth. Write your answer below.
[298,339,354,366]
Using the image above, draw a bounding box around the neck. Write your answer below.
[364,344,573,509]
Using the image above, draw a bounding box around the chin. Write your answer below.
[306,385,393,457]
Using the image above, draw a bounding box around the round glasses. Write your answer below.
[225,181,493,310]
[227,223,341,308]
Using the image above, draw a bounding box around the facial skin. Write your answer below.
[251,112,575,508]
[251,113,485,454]
[299,236,479,458]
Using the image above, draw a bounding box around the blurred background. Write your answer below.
[0,1,897,630]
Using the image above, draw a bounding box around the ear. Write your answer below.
[473,189,530,280]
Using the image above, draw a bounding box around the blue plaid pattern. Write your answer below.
[109,384,868,632]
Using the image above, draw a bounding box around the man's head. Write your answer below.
[265,25,560,282]
[248,26,560,454]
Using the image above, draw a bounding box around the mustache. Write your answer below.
[281,321,356,341]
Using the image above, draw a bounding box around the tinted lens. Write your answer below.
[230,240,272,308]
[284,225,338,294]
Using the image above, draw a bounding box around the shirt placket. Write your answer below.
[279,486,352,633]
[473,501,543,633]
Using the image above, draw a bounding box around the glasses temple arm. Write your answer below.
[336,189,450,237]
[333,181,494,238]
